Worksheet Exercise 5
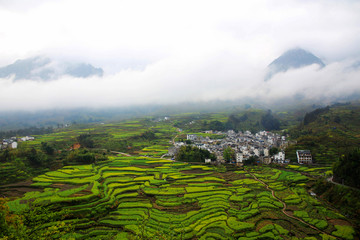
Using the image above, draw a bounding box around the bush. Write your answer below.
[332,225,355,240]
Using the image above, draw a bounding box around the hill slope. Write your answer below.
[286,103,360,163]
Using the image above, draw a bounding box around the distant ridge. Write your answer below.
[0,56,103,81]
[265,48,325,81]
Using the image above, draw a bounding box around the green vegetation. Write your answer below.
[313,178,360,222]
[1,109,359,239]
[202,109,282,133]
[287,103,360,164]
[332,225,356,240]
[175,145,216,163]
[333,148,360,188]
[223,146,235,162]
[1,156,355,239]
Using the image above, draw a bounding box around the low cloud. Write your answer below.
[1,55,359,111]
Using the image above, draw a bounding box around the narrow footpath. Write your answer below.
[109,151,131,157]
[327,176,360,192]
[248,171,339,239]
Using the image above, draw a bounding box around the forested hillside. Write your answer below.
[286,103,360,163]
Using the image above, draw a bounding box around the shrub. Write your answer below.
[332,225,355,240]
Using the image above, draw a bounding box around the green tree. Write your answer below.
[77,134,94,148]
[333,148,360,188]
[175,146,216,163]
[244,156,257,165]
[0,149,13,162]
[66,149,96,164]
[269,147,279,156]
[41,142,55,155]
[223,147,235,162]
[27,148,48,167]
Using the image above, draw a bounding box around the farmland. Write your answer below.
[3,155,356,239]
[0,112,359,239]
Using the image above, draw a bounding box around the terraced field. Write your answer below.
[6,156,355,239]
[19,119,176,154]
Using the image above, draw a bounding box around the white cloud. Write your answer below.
[1,55,360,111]
[0,0,360,110]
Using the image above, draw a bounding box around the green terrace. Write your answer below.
[5,155,355,239]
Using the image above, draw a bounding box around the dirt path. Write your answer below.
[248,171,339,239]
[110,150,174,161]
[172,134,178,145]
[327,176,360,192]
[109,151,132,157]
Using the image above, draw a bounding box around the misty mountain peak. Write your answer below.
[0,56,104,81]
[265,48,325,81]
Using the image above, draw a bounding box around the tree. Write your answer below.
[41,142,55,155]
[244,156,257,165]
[0,149,13,162]
[175,146,216,163]
[66,149,96,164]
[333,148,360,188]
[77,134,94,148]
[223,147,235,162]
[269,147,279,156]
[27,148,48,167]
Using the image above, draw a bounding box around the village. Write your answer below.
[1,127,313,165]
[0,136,35,150]
[170,130,312,165]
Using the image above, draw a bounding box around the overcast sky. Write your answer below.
[1,0,360,111]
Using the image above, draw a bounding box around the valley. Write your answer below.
[1,105,359,239]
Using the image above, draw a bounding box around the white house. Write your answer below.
[236,153,244,163]
[20,136,35,142]
[10,142,18,149]
[263,148,269,157]
[273,151,285,163]
[253,149,260,157]
[205,159,212,163]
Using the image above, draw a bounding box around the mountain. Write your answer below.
[0,56,103,81]
[265,48,325,81]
